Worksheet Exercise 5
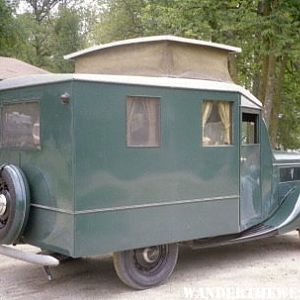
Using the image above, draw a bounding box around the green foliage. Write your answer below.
[91,0,146,43]
[49,6,84,72]
[2,0,87,72]
[278,55,300,150]
[0,0,18,55]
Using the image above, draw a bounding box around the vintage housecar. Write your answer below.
[0,36,300,289]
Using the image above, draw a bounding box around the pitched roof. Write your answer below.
[64,35,241,60]
[0,56,50,80]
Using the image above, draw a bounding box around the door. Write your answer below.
[240,110,262,230]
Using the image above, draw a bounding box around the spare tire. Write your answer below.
[0,164,30,245]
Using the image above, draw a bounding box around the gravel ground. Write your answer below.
[1,231,300,300]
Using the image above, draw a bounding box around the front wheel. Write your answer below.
[113,243,178,289]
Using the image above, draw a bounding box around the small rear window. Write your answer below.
[2,101,40,149]
[280,167,300,182]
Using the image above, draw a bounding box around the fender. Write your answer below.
[191,186,300,249]
[264,185,300,234]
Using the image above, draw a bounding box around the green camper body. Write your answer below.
[0,73,299,259]
[2,36,300,290]
[1,72,300,290]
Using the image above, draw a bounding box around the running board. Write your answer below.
[191,224,278,250]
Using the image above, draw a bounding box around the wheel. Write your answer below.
[0,164,30,245]
[113,243,178,289]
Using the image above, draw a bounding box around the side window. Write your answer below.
[2,101,40,149]
[280,167,300,182]
[127,96,160,147]
[202,101,232,146]
[242,113,259,145]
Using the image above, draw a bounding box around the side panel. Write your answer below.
[73,82,240,256]
[75,199,238,257]
[0,83,75,255]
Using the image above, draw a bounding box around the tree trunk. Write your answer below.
[263,52,276,127]
[270,55,288,148]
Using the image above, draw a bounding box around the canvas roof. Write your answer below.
[64,35,241,60]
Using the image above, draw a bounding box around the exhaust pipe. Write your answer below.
[0,245,59,266]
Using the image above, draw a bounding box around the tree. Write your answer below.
[21,0,62,67]
[91,0,146,44]
[5,0,88,72]
[50,5,84,72]
[0,0,19,55]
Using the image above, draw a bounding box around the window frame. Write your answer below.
[241,109,260,146]
[1,99,41,150]
[201,100,234,147]
[126,95,161,148]
[279,167,300,183]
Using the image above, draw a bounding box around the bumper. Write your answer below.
[0,245,59,266]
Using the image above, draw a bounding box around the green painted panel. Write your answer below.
[74,198,239,257]
[0,82,75,254]
[24,208,74,256]
[0,83,74,211]
[73,82,240,212]
[71,81,240,256]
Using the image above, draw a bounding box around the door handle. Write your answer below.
[241,157,247,163]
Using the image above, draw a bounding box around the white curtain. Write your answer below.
[127,98,137,145]
[202,101,213,128]
[145,99,159,146]
[202,101,213,145]
[218,102,231,144]
[127,97,159,146]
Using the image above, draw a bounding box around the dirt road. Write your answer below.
[1,232,300,300]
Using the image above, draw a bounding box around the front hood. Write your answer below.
[273,151,300,165]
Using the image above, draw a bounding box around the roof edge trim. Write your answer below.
[64,35,242,60]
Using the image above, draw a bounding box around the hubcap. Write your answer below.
[142,247,160,263]
[0,194,7,216]
[134,245,168,273]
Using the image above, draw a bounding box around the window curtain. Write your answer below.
[202,102,213,128]
[145,99,159,146]
[127,97,159,146]
[127,98,137,145]
[202,101,213,144]
[218,102,231,144]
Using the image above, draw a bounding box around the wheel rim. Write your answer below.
[0,164,30,245]
[133,245,168,274]
[0,194,7,216]
[0,178,10,230]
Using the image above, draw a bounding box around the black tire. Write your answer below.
[0,164,30,245]
[113,243,178,290]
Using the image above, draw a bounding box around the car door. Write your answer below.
[240,109,262,230]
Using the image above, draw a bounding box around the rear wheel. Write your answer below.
[113,243,178,289]
[0,165,30,245]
